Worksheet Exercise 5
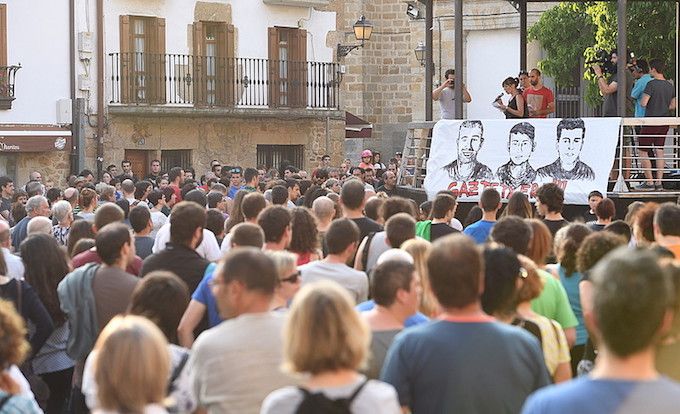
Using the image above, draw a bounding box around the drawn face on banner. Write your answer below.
[457,125,483,164]
[509,132,533,165]
[557,128,585,167]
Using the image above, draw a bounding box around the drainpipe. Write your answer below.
[69,0,78,175]
[96,0,105,179]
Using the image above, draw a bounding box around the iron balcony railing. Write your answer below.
[108,52,340,110]
[0,65,20,109]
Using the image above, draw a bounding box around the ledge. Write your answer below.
[107,105,345,121]
[262,0,330,7]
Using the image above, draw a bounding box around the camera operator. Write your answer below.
[432,69,472,120]
[592,50,621,117]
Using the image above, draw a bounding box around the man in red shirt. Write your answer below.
[168,166,184,202]
[524,68,555,118]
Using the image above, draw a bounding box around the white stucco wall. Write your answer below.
[0,0,71,125]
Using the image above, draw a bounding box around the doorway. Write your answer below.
[124,149,151,179]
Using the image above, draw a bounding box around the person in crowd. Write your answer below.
[0,222,23,280]
[364,197,384,225]
[188,248,295,413]
[227,167,243,199]
[463,206,482,228]
[66,219,96,258]
[523,248,680,413]
[21,234,74,412]
[496,76,528,118]
[286,179,301,208]
[416,193,459,242]
[464,188,501,243]
[98,184,116,204]
[401,238,437,317]
[141,201,210,295]
[270,185,288,206]
[381,234,550,412]
[0,299,43,412]
[152,190,221,262]
[356,212,416,276]
[355,197,415,274]
[133,181,152,207]
[536,183,569,237]
[224,190,248,234]
[432,69,472,120]
[71,203,144,275]
[26,216,53,237]
[0,176,14,223]
[341,180,382,241]
[516,256,572,383]
[300,218,367,303]
[146,190,168,239]
[491,216,578,347]
[603,220,632,244]
[11,198,27,226]
[288,207,321,266]
[361,260,420,379]
[653,202,680,258]
[261,280,400,414]
[167,167,184,203]
[120,180,136,206]
[267,251,302,311]
[206,209,226,246]
[376,171,397,197]
[257,205,292,252]
[129,206,154,260]
[633,202,659,246]
[312,196,334,255]
[524,68,555,118]
[52,199,74,246]
[76,188,98,221]
[583,190,603,222]
[178,222,265,348]
[588,198,615,231]
[89,315,170,414]
[83,271,196,413]
[221,192,267,255]
[11,195,51,251]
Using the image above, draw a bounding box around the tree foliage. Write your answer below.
[529,1,676,106]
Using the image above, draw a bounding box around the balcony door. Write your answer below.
[268,27,307,108]
[193,22,235,107]
[119,15,166,104]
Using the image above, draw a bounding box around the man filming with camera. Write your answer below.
[433,69,472,120]
[592,49,624,117]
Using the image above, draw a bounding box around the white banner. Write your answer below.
[423,118,622,205]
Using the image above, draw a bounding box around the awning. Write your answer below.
[0,125,72,152]
[345,111,372,138]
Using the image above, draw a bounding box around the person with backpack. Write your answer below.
[261,280,400,414]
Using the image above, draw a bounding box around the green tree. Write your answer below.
[530,1,676,107]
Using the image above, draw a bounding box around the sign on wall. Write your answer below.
[423,118,622,205]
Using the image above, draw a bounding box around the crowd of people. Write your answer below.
[0,152,677,413]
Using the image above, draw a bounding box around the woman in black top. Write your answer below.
[497,77,528,119]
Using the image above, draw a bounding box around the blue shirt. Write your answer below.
[356,300,430,327]
[463,219,496,244]
[557,264,587,346]
[191,263,222,328]
[522,376,680,414]
[382,319,550,413]
[227,185,243,199]
[631,73,653,117]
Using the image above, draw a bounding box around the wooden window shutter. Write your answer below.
[0,5,7,67]
[291,29,307,108]
[192,22,205,106]
[149,17,166,104]
[268,27,280,108]
[119,15,131,103]
[215,23,235,107]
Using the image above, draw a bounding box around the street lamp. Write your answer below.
[337,15,373,59]
[414,42,426,66]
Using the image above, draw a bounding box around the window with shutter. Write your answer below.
[268,27,307,108]
[119,15,165,104]
[194,21,234,107]
[0,5,7,67]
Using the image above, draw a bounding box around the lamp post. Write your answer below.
[414,42,426,66]
[337,15,373,59]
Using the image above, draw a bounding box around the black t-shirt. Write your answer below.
[588,223,606,232]
[644,79,676,117]
[351,217,383,242]
[542,218,569,237]
[0,196,10,217]
[583,210,597,223]
[430,222,459,242]
[375,185,397,197]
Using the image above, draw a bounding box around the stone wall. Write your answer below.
[18,151,71,188]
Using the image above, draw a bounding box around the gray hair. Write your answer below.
[312,196,335,220]
[25,195,47,214]
[99,184,116,200]
[266,250,298,279]
[52,200,73,223]
[27,216,53,236]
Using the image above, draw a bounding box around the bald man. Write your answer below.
[313,196,336,257]
[0,221,24,280]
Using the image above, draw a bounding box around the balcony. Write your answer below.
[0,65,20,110]
[108,53,341,117]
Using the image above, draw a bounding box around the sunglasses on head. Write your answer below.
[280,271,301,284]
[230,168,241,174]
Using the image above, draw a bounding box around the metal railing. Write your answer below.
[398,118,680,194]
[0,65,21,109]
[108,53,340,109]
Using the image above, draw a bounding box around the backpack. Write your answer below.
[415,220,432,241]
[295,379,368,414]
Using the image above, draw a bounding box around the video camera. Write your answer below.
[586,49,637,75]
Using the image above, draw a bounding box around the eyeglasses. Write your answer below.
[280,271,301,284]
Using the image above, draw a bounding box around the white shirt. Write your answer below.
[2,247,24,280]
[152,222,221,262]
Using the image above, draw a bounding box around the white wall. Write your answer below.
[466,28,520,120]
[0,0,71,125]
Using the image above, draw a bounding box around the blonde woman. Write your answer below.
[261,281,400,414]
[92,315,170,414]
[401,238,438,317]
[267,251,302,311]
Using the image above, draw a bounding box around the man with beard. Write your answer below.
[496,122,537,187]
[443,120,493,182]
[525,68,555,118]
[537,118,595,180]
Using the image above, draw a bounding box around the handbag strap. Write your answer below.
[14,280,21,314]
[0,394,13,411]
